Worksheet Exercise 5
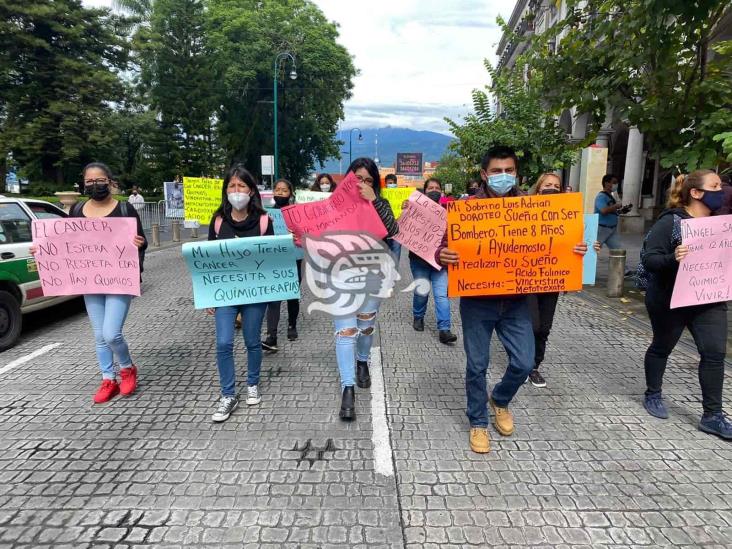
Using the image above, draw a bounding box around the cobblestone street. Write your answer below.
[1,245,731,548]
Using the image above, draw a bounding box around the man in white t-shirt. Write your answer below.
[129,185,145,210]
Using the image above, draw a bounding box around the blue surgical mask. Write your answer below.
[699,189,724,212]
[487,173,516,196]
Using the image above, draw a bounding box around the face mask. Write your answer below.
[427,191,442,203]
[320,184,331,192]
[132,191,138,196]
[273,195,290,208]
[540,188,561,195]
[227,192,250,211]
[387,183,397,189]
[466,187,477,196]
[611,184,618,193]
[698,189,724,211]
[89,184,110,201]
[487,173,516,196]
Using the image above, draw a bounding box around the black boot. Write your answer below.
[439,330,457,344]
[413,317,424,331]
[356,360,371,388]
[339,386,355,420]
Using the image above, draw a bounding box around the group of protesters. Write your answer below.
[38,143,730,453]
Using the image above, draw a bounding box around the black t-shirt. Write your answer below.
[207,211,274,240]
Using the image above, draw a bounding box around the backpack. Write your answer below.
[635,214,682,290]
[214,213,269,237]
[71,200,145,275]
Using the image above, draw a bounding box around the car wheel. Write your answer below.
[0,290,22,351]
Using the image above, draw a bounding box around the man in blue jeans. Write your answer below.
[437,146,588,454]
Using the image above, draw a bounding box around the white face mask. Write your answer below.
[228,192,250,211]
[320,183,331,192]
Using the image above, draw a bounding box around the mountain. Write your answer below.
[317,127,453,174]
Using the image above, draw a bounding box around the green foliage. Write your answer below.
[207,0,356,183]
[0,0,131,185]
[526,0,732,172]
[446,61,580,185]
[433,151,476,196]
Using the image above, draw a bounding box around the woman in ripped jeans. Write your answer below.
[334,158,399,420]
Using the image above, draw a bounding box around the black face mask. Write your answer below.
[540,188,561,195]
[427,191,442,203]
[273,195,290,208]
[466,187,477,196]
[89,184,111,201]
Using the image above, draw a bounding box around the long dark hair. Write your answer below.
[83,162,114,180]
[274,178,295,205]
[311,173,336,192]
[212,163,266,220]
[347,157,381,196]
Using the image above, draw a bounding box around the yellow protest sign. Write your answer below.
[382,187,417,218]
[183,177,222,225]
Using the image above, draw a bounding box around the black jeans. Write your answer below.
[528,292,560,370]
[645,298,727,413]
[266,260,302,337]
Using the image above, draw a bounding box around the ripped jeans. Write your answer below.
[333,297,381,389]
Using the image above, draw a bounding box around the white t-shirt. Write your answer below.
[129,193,145,210]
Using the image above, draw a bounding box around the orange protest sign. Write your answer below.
[446,193,584,297]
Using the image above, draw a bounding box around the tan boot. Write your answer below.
[469,427,490,453]
[490,398,515,436]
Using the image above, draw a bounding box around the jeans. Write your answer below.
[410,257,451,330]
[460,297,535,427]
[528,292,560,369]
[387,239,402,265]
[598,225,622,249]
[645,299,727,413]
[84,294,134,379]
[266,260,302,337]
[214,302,268,396]
[333,297,381,389]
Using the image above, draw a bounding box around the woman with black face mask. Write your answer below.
[30,162,147,404]
[641,169,730,440]
[262,178,302,352]
[408,178,457,345]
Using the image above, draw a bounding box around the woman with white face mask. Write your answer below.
[206,164,274,423]
[311,173,336,193]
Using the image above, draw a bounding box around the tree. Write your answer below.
[207,0,356,183]
[526,0,732,171]
[433,151,475,196]
[134,0,222,180]
[0,0,130,185]
[446,60,581,185]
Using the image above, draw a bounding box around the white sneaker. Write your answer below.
[246,385,261,406]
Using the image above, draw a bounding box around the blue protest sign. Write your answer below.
[266,208,303,259]
[583,214,599,285]
[182,234,300,309]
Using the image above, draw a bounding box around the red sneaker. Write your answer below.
[93,379,120,404]
[119,366,138,396]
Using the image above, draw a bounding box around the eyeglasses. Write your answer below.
[84,178,109,185]
[356,175,374,185]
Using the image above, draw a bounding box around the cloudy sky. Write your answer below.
[83,0,511,134]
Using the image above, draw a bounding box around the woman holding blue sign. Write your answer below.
[334,157,399,421]
[207,164,274,423]
[640,169,730,439]
[262,178,303,351]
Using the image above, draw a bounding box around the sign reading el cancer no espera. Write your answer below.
[446,193,584,297]
[32,218,141,296]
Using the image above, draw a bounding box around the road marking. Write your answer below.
[369,346,394,477]
[0,343,62,376]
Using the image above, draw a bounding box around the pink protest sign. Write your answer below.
[670,215,732,308]
[31,217,141,297]
[395,190,446,270]
[281,172,387,242]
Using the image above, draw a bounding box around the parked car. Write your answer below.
[0,196,76,350]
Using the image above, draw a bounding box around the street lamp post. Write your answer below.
[348,128,362,167]
[273,52,297,181]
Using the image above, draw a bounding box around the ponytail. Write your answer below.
[667,169,715,208]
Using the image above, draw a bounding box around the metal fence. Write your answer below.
[133,201,184,233]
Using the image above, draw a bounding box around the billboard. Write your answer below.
[395,153,423,176]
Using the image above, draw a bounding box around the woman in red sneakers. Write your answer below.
[33,163,147,403]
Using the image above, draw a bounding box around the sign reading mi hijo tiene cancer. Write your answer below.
[447,193,584,297]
